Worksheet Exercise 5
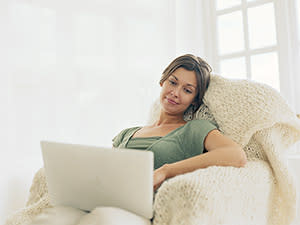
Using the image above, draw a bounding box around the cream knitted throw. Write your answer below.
[5,75,300,225]
[153,75,300,225]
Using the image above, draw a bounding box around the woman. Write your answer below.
[112,54,247,191]
[30,54,247,225]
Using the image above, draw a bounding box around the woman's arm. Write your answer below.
[153,129,247,190]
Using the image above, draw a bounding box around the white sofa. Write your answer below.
[0,156,42,225]
[4,75,300,225]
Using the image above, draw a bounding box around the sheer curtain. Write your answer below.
[1,0,206,222]
[275,0,300,116]
[0,0,207,222]
[6,0,299,222]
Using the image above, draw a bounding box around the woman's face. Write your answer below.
[160,67,198,116]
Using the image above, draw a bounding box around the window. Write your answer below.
[214,0,280,90]
[203,0,300,154]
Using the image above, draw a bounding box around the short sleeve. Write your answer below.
[112,128,128,148]
[186,119,218,154]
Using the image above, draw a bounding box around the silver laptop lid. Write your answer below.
[41,141,154,219]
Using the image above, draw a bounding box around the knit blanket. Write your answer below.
[5,75,300,225]
[152,75,300,225]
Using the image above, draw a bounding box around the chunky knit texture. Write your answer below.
[5,168,51,225]
[5,74,300,225]
[152,75,300,225]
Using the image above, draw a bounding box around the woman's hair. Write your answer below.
[159,54,212,114]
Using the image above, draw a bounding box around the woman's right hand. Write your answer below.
[153,164,169,191]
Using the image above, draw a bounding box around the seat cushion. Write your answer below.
[30,206,151,225]
[77,207,151,225]
[30,206,87,225]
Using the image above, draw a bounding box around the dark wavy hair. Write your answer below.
[159,54,212,114]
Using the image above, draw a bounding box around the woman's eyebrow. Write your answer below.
[171,75,196,89]
[186,84,196,89]
[170,74,178,80]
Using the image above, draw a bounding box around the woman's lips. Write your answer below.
[167,98,178,105]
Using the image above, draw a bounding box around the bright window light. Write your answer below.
[248,3,277,49]
[217,11,245,55]
[251,52,280,91]
[216,0,241,10]
[219,57,247,79]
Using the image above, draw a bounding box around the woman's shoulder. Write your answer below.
[182,119,219,145]
[112,126,141,147]
[185,119,218,131]
[114,126,141,139]
[187,119,217,126]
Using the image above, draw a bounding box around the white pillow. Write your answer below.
[30,206,151,225]
[77,207,151,225]
[31,206,87,225]
[203,74,300,147]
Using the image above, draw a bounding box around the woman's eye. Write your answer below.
[168,80,176,85]
[184,88,193,94]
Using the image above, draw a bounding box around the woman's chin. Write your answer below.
[160,106,183,116]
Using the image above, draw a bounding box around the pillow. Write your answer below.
[77,207,151,225]
[30,206,87,225]
[30,206,151,225]
[203,74,300,147]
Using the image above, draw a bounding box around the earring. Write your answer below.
[189,105,195,120]
[184,105,194,121]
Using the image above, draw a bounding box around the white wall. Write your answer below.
[2,0,299,223]
[0,0,183,223]
[1,0,206,223]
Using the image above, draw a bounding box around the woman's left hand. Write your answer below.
[153,164,169,191]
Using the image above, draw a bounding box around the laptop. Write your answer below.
[40,141,154,219]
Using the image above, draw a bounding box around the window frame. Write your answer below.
[202,0,300,108]
[201,0,300,154]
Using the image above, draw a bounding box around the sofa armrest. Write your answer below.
[5,168,51,225]
[153,160,275,225]
[26,168,48,206]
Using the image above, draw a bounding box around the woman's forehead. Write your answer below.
[171,68,197,87]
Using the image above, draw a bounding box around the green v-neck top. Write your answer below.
[126,136,162,150]
[112,119,218,170]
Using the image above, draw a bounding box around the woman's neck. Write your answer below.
[153,112,186,127]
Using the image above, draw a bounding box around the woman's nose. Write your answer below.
[171,86,180,97]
